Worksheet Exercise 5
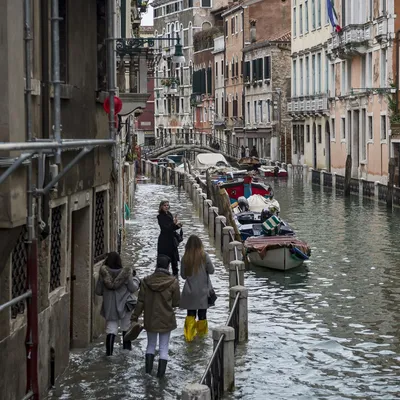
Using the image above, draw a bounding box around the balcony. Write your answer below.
[288,95,329,117]
[327,23,372,60]
[375,16,389,42]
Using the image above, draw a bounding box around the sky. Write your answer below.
[141,4,154,26]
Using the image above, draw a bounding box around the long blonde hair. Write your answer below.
[182,235,206,277]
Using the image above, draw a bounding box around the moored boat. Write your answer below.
[221,176,273,203]
[244,236,311,271]
[258,165,288,178]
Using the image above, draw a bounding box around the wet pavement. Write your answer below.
[48,180,400,400]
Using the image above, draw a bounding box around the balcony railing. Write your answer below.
[288,94,328,115]
[327,23,372,59]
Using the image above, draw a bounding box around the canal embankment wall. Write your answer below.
[141,159,248,399]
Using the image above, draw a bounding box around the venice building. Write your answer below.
[0,1,149,399]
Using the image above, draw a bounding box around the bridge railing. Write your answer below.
[140,134,239,159]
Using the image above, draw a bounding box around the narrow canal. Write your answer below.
[48,180,400,400]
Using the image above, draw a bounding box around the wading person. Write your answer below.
[180,235,215,342]
[131,254,180,378]
[95,252,140,356]
[157,200,182,277]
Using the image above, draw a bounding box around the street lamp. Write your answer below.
[172,39,185,64]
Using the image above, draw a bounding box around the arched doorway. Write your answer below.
[325,120,331,172]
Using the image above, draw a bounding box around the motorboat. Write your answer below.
[238,157,261,171]
[244,235,311,271]
[220,175,273,204]
[259,165,288,178]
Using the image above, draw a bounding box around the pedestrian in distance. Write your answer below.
[240,145,245,159]
[245,145,250,158]
[131,254,180,378]
[157,200,183,277]
[180,235,215,342]
[95,252,140,356]
[250,145,259,158]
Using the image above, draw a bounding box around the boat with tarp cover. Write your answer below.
[244,236,311,271]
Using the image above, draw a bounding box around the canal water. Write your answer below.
[48,180,400,400]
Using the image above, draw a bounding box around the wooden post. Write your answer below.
[218,188,241,242]
[344,154,352,197]
[387,158,395,207]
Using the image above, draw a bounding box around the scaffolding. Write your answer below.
[0,1,119,399]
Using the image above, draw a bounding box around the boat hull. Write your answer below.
[258,167,288,178]
[247,247,304,270]
[221,180,273,202]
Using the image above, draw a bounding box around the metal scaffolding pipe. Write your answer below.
[0,139,115,151]
[0,290,32,313]
[0,152,35,185]
[36,147,93,195]
[51,0,62,163]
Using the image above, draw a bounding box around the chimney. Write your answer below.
[250,20,256,43]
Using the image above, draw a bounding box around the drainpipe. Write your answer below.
[396,31,400,114]
[51,0,62,164]
[24,0,39,398]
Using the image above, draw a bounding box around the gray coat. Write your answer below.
[95,265,140,321]
[180,252,215,310]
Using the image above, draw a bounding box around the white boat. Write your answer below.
[244,236,311,271]
[247,194,280,213]
[258,165,288,178]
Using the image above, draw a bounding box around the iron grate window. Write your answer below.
[94,191,106,263]
[50,206,63,292]
[11,226,28,319]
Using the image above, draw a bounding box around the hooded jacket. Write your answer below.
[132,268,180,333]
[95,265,140,321]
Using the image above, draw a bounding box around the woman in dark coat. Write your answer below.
[157,200,182,276]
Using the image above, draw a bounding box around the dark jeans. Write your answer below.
[187,309,207,320]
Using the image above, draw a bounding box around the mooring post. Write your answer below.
[303,164,309,183]
[229,286,249,343]
[332,172,336,190]
[228,260,245,287]
[192,183,199,202]
[228,241,242,263]
[208,207,218,239]
[200,193,207,221]
[166,167,171,185]
[203,199,212,227]
[374,181,379,198]
[215,216,226,253]
[222,226,234,265]
[212,326,235,392]
[196,187,203,216]
[182,384,211,400]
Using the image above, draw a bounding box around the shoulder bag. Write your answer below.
[207,273,217,307]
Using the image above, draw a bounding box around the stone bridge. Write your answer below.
[142,136,240,163]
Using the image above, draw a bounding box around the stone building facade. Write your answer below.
[0,1,146,399]
[243,30,292,161]
[152,0,216,145]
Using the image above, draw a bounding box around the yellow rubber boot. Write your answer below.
[184,316,197,342]
[196,319,208,337]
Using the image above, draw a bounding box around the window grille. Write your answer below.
[50,206,63,292]
[11,226,28,318]
[94,191,106,263]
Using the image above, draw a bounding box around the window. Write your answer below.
[300,58,304,96]
[305,0,309,32]
[181,98,184,113]
[293,59,297,96]
[202,0,211,7]
[299,4,303,35]
[361,55,366,89]
[233,95,238,117]
[361,110,366,160]
[226,63,229,79]
[317,53,321,93]
[189,0,193,7]
[306,125,310,142]
[317,0,321,27]
[341,117,346,139]
[381,48,387,88]
[225,20,228,36]
[259,101,263,122]
[311,0,315,29]
[254,100,257,123]
[94,191,107,263]
[347,110,351,140]
[325,53,329,92]
[245,61,251,80]
[235,15,238,33]
[367,52,372,87]
[305,56,309,95]
[215,62,218,77]
[50,205,63,292]
[264,56,271,80]
[341,61,346,95]
[312,54,316,94]
[293,5,297,37]
[318,125,322,143]
[231,17,235,34]
[300,125,305,154]
[188,23,193,46]
[368,115,373,140]
[381,115,387,140]
[247,101,250,122]
[331,118,335,140]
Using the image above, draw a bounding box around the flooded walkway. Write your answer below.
[48,183,228,400]
[49,180,400,400]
